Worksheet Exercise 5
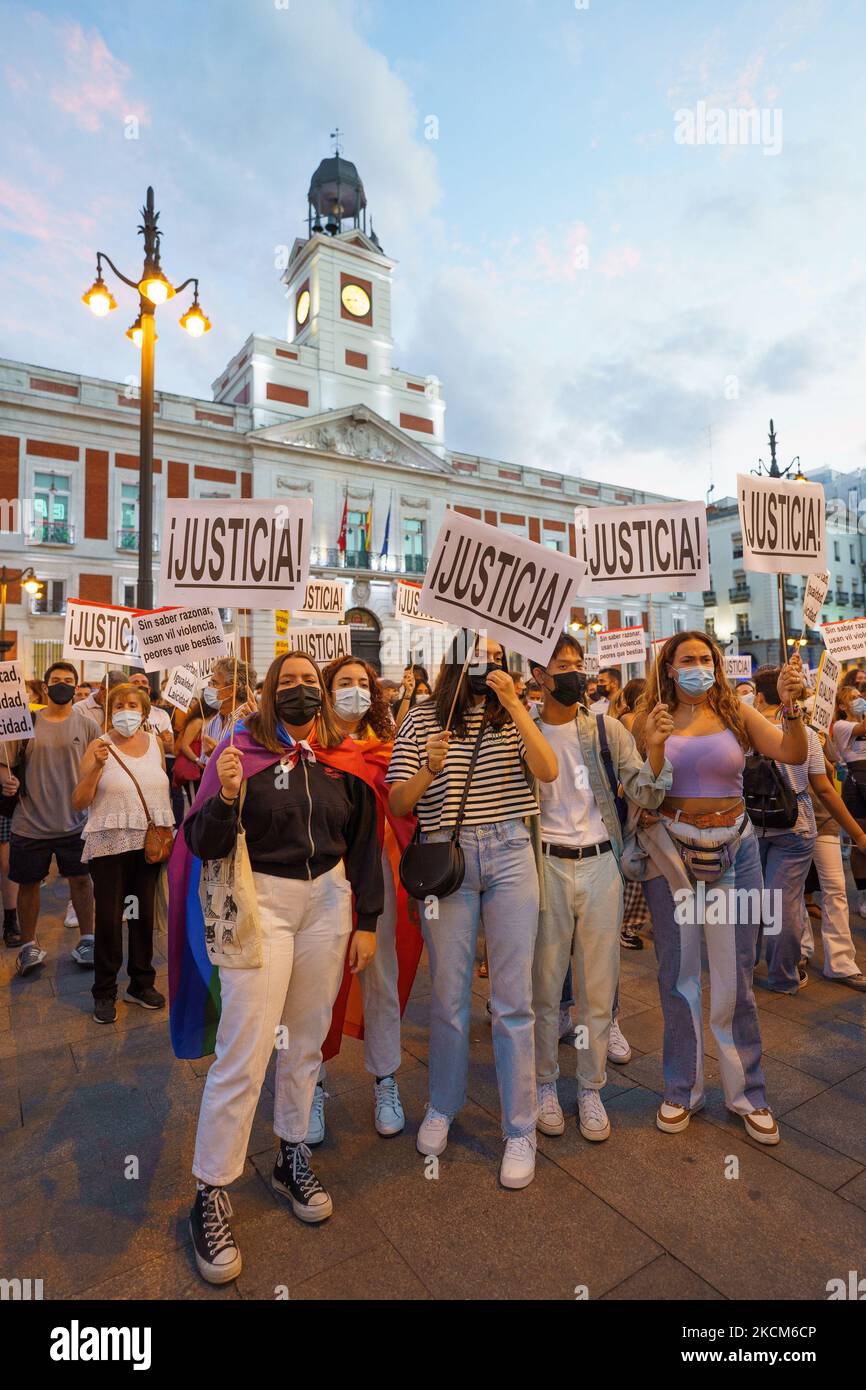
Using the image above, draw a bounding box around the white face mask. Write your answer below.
[415,692,431,703]
[112,709,143,737]
[333,686,372,718]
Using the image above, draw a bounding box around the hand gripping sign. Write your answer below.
[737,474,826,573]
[576,500,709,595]
[159,498,312,609]
[420,513,586,666]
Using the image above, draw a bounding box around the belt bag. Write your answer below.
[104,740,174,864]
[399,714,488,901]
[665,816,746,885]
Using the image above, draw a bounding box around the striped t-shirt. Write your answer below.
[386,702,538,831]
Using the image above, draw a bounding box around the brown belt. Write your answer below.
[659,799,745,829]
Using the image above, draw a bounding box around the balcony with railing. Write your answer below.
[782,579,799,601]
[735,625,754,641]
[853,591,865,608]
[28,521,74,546]
[702,589,717,605]
[310,548,429,576]
[729,583,751,602]
[836,589,850,606]
[117,529,159,552]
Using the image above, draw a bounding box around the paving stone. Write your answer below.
[782,1067,866,1163]
[601,1253,724,1301]
[0,1003,12,1032]
[699,1092,864,1191]
[546,1083,866,1300]
[718,1009,866,1085]
[620,1046,829,1117]
[836,1168,866,1214]
[289,1240,431,1301]
[69,1246,241,1301]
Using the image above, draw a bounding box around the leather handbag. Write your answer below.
[104,740,174,864]
[399,713,488,900]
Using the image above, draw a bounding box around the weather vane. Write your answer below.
[330,127,343,155]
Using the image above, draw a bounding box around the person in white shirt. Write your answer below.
[527,635,674,1143]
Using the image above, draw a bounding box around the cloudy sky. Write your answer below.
[1,0,863,501]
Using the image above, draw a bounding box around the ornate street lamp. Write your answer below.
[0,566,43,660]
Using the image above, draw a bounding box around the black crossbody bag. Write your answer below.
[399,714,488,901]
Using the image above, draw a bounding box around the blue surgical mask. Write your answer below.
[852,698,866,717]
[111,710,143,737]
[202,687,221,710]
[673,666,715,696]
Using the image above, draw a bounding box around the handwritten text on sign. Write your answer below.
[802,571,830,629]
[820,618,866,662]
[597,626,647,667]
[288,627,352,665]
[737,473,826,574]
[395,580,447,627]
[131,607,226,674]
[63,600,142,664]
[0,661,34,743]
[159,499,312,609]
[810,653,840,736]
[420,513,586,665]
[576,501,709,596]
[163,665,198,713]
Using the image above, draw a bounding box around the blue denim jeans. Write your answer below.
[757,830,816,994]
[420,818,539,1138]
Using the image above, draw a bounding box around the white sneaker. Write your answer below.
[64,900,79,929]
[500,1133,537,1189]
[416,1105,450,1156]
[373,1075,405,1136]
[577,1086,611,1142]
[536,1081,565,1136]
[558,1005,574,1040]
[607,1019,632,1064]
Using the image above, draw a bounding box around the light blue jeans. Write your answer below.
[420,818,539,1138]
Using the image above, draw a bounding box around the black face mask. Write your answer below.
[467,662,501,696]
[275,686,322,725]
[46,682,75,705]
[551,671,587,706]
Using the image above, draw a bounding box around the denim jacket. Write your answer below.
[528,705,672,909]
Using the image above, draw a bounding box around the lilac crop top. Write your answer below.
[664,730,745,798]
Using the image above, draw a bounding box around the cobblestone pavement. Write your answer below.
[2,875,866,1301]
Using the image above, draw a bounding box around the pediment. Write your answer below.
[250,405,451,474]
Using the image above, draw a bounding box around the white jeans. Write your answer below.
[799,835,860,979]
[192,864,353,1187]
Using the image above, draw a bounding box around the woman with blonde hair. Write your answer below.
[170,651,385,1285]
[633,630,807,1146]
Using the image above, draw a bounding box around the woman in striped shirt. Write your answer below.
[388,633,558,1190]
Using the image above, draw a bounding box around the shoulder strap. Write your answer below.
[596,714,618,800]
[449,711,489,840]
[104,739,153,824]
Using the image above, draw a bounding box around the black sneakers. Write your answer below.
[620,926,644,951]
[125,986,166,1010]
[93,998,117,1025]
[272,1140,333,1223]
[190,1184,242,1284]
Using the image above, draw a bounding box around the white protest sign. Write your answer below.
[159,498,312,609]
[810,653,840,736]
[0,661,34,743]
[737,473,825,574]
[163,664,198,713]
[292,578,346,621]
[802,571,830,629]
[196,632,236,680]
[395,580,447,627]
[576,501,708,595]
[63,599,142,665]
[725,655,753,680]
[820,618,866,662]
[131,606,227,674]
[597,626,647,667]
[288,627,352,664]
[420,513,586,665]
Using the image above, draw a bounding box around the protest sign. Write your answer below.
[288,627,352,664]
[196,632,236,681]
[802,572,830,629]
[819,618,866,663]
[275,640,289,658]
[420,513,586,665]
[159,498,312,608]
[131,606,226,674]
[810,653,840,736]
[0,661,34,742]
[576,501,708,595]
[597,626,647,667]
[293,578,346,621]
[725,654,753,680]
[737,474,825,573]
[63,599,142,665]
[396,579,447,627]
[163,665,198,713]
[583,652,599,677]
[275,610,289,636]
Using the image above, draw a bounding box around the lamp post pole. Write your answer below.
[138,305,157,613]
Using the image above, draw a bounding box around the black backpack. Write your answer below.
[742,754,799,830]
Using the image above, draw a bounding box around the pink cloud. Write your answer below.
[48,21,146,133]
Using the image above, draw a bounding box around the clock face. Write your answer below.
[296,289,310,326]
[341,282,371,318]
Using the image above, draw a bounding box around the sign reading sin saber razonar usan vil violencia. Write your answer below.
[419,513,587,665]
[737,474,826,573]
[158,499,312,609]
[130,606,227,674]
[576,501,709,595]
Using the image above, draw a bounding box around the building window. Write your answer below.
[732,533,743,559]
[32,579,66,615]
[345,510,370,568]
[834,541,841,561]
[851,545,856,564]
[672,615,686,634]
[33,471,72,543]
[402,518,426,574]
[118,481,139,550]
[705,617,716,638]
[545,537,564,552]
[121,579,137,608]
[736,612,750,635]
